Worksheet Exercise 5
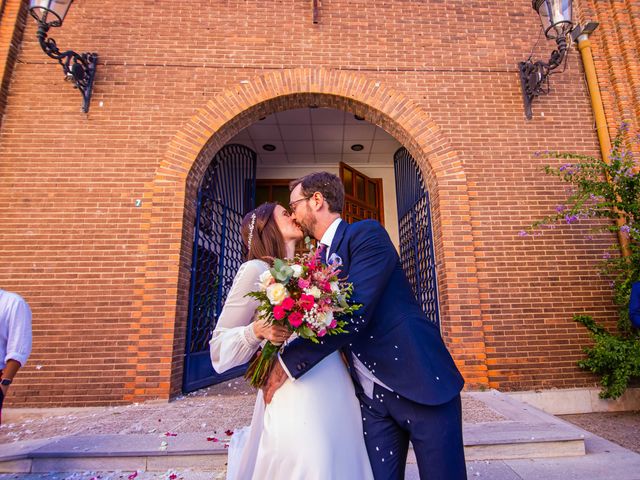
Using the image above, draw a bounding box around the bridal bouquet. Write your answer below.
[244,242,361,388]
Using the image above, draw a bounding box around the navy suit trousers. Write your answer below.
[358,384,467,480]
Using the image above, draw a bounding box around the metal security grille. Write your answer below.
[183,144,257,392]
[393,148,440,328]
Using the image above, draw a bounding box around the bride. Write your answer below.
[209,202,374,480]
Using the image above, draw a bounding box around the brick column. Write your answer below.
[0,0,27,128]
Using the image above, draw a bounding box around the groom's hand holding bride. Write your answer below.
[262,361,287,404]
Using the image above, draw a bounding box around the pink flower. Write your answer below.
[320,281,332,293]
[328,319,337,329]
[288,311,304,328]
[299,294,315,311]
[317,329,327,337]
[281,297,295,311]
[273,305,286,320]
[297,278,310,289]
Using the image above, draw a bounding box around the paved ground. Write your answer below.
[2,431,640,480]
[0,472,221,480]
[559,411,640,454]
[0,380,505,445]
[2,382,640,479]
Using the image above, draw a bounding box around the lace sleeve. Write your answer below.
[209,260,269,373]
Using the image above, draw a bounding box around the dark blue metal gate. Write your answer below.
[393,147,440,328]
[183,144,257,393]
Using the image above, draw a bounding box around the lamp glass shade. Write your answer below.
[29,0,74,28]
[533,0,573,39]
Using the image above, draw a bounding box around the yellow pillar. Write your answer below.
[576,33,631,258]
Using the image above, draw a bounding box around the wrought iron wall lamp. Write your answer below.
[29,0,98,113]
[518,0,574,120]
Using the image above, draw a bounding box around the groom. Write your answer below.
[264,171,467,480]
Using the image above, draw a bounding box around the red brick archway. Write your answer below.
[128,68,488,401]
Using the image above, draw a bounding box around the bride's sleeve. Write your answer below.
[209,261,266,373]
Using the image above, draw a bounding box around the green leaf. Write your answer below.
[298,326,315,338]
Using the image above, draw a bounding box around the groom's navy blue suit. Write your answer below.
[281,219,466,479]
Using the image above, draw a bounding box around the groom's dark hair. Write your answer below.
[290,172,344,213]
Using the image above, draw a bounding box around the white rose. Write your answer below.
[258,270,274,291]
[266,283,288,305]
[321,310,333,326]
[291,264,303,278]
[306,286,322,299]
[330,281,340,293]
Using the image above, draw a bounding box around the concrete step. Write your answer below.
[0,434,227,473]
[0,390,586,473]
[462,390,586,461]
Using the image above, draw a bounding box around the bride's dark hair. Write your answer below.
[241,202,287,262]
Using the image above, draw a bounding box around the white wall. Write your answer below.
[256,163,400,250]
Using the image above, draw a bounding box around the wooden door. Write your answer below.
[339,162,384,225]
[256,179,291,206]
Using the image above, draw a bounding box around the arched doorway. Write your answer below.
[134,68,487,402]
[183,108,444,391]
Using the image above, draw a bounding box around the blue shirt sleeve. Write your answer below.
[630,282,640,329]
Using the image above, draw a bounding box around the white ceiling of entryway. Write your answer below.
[229,108,402,166]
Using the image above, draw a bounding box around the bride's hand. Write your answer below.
[252,315,290,344]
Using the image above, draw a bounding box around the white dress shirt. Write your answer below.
[0,289,33,370]
[282,217,392,398]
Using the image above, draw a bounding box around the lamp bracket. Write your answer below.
[36,23,97,113]
[518,35,569,120]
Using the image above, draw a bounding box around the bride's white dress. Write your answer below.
[210,259,374,480]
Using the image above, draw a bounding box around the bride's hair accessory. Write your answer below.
[247,212,257,251]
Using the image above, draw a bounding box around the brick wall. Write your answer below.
[0,0,632,406]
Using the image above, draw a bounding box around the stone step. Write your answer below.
[0,391,587,473]
[0,428,585,473]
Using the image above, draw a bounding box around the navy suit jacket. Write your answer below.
[281,219,464,406]
[630,282,640,329]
